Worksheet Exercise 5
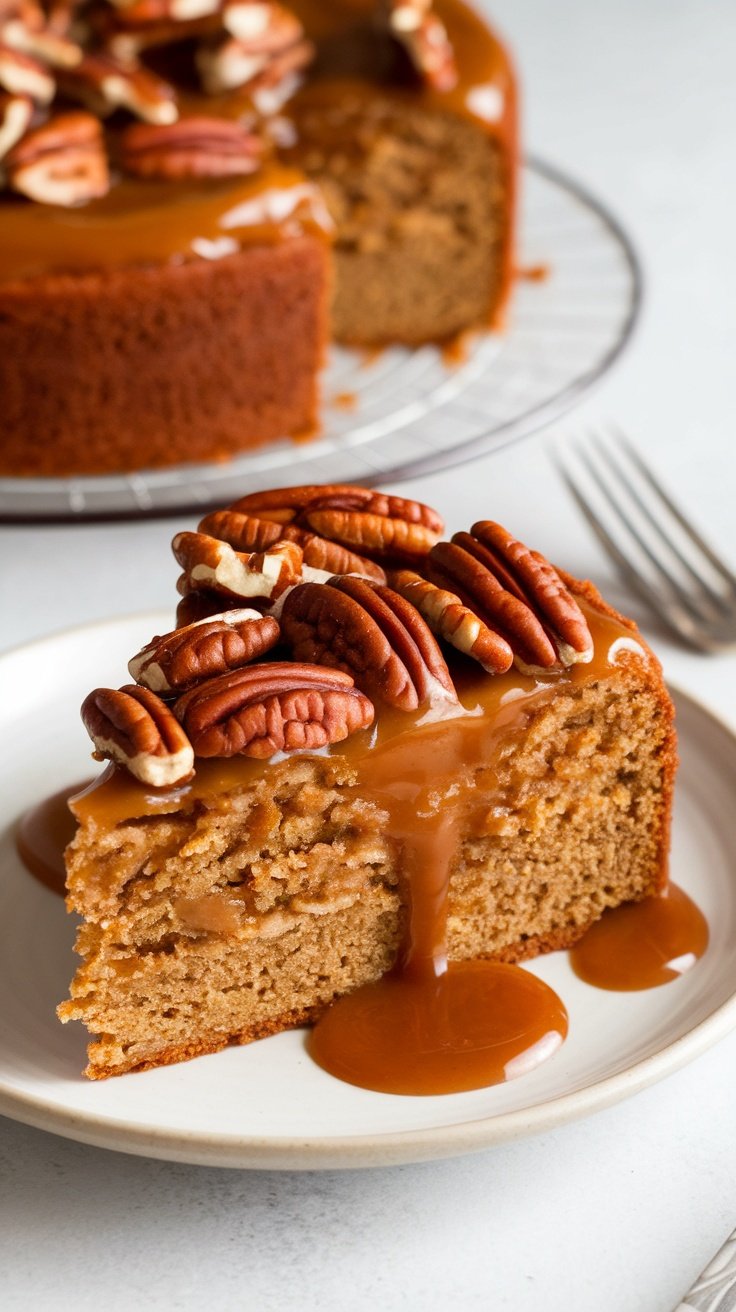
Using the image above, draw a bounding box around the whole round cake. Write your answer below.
[0,0,518,475]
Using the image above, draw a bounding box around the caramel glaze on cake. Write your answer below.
[0,175,332,474]
[54,486,678,1084]
[0,0,517,476]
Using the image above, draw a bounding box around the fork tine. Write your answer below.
[590,432,733,617]
[571,442,719,627]
[609,424,736,591]
[554,457,704,643]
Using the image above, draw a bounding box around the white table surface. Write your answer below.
[2,2,736,1308]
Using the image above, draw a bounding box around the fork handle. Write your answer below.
[672,1227,736,1310]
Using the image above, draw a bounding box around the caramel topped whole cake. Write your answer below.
[0,0,518,476]
[52,483,685,1093]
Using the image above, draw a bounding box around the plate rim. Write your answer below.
[0,154,643,526]
[1,617,733,1172]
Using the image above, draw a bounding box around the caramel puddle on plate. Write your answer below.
[309,961,568,1096]
[15,782,88,898]
[570,883,709,991]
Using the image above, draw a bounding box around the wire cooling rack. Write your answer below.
[0,156,642,522]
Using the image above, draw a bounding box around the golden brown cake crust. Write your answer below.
[0,237,330,476]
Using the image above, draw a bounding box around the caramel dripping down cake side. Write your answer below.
[58,486,676,1079]
[0,0,517,475]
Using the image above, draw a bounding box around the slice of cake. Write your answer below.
[58,484,676,1080]
[0,0,517,476]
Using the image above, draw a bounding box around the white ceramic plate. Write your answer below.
[0,158,640,521]
[0,614,734,1170]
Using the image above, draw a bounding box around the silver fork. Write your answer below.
[555,426,736,651]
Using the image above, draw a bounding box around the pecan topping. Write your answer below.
[0,89,32,159]
[1,1,83,68]
[197,1,312,100]
[63,53,178,124]
[173,530,303,603]
[4,109,109,203]
[386,0,457,92]
[174,661,374,758]
[118,115,262,178]
[222,0,301,48]
[198,508,387,583]
[280,577,456,711]
[427,540,556,671]
[128,608,280,693]
[390,569,513,674]
[426,523,593,671]
[0,42,55,101]
[81,684,195,786]
[106,14,222,63]
[197,29,311,98]
[231,485,444,565]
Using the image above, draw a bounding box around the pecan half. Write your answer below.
[81,684,194,786]
[470,521,594,663]
[0,90,31,160]
[173,531,303,604]
[427,539,556,671]
[119,115,262,179]
[389,568,513,674]
[196,29,312,98]
[174,661,374,758]
[386,0,457,92]
[426,523,593,671]
[230,484,444,565]
[1,3,83,68]
[4,110,109,203]
[63,53,178,124]
[222,1,301,48]
[280,578,456,711]
[0,42,55,101]
[198,509,387,583]
[128,608,280,693]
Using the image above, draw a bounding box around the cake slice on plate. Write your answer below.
[58,485,676,1080]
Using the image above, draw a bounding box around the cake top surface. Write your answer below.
[0,0,516,278]
[73,480,656,800]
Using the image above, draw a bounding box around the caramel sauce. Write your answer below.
[308,963,568,1095]
[441,331,472,366]
[15,782,87,896]
[516,264,551,282]
[570,884,709,991]
[0,0,516,307]
[331,391,358,411]
[0,167,332,284]
[69,603,640,828]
